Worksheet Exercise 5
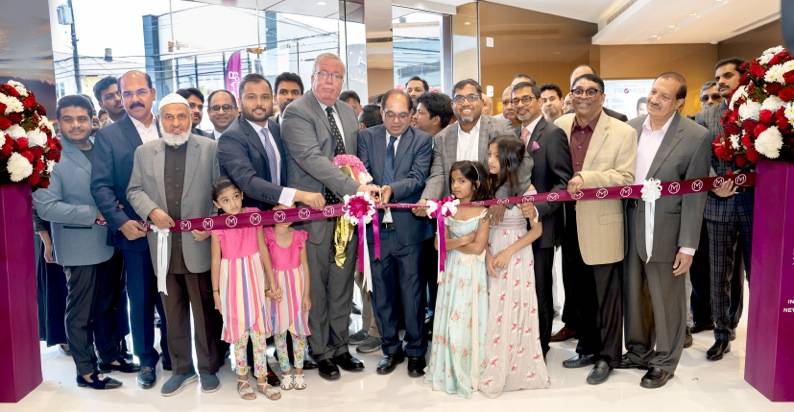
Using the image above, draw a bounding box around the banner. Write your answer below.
[225,51,241,99]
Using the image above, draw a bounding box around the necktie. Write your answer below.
[384,135,397,184]
[325,106,346,204]
[259,127,279,186]
[520,126,530,147]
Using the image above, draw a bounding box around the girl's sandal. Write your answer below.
[280,374,294,390]
[293,374,307,390]
[257,382,282,400]
[237,379,256,400]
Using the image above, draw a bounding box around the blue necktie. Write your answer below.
[384,135,397,184]
[259,127,279,186]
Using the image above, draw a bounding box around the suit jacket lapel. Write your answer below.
[153,141,168,214]
[394,127,414,172]
[530,117,547,144]
[119,116,143,150]
[334,101,357,153]
[240,117,268,161]
[445,126,458,166]
[268,121,287,184]
[182,137,200,197]
[477,116,489,162]
[308,91,333,136]
[646,114,684,179]
[62,141,91,175]
[582,111,610,170]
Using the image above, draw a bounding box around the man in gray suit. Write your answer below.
[357,89,433,377]
[619,73,710,389]
[127,93,222,396]
[281,53,379,381]
[34,95,138,389]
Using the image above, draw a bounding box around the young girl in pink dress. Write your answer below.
[265,205,312,391]
[210,177,281,401]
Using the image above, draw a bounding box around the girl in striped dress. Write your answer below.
[265,205,311,391]
[210,177,280,401]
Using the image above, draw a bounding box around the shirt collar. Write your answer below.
[523,115,542,135]
[573,111,601,131]
[458,118,481,137]
[245,118,270,134]
[315,94,335,113]
[642,114,675,134]
[129,114,156,130]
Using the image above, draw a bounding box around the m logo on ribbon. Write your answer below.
[323,206,336,217]
[225,215,238,228]
[249,213,262,226]
[596,188,609,199]
[620,186,633,198]
[547,192,559,202]
[202,218,214,230]
[180,220,192,231]
[572,191,584,200]
[668,182,680,194]
[735,174,747,185]
[299,208,311,220]
[691,179,704,192]
[274,211,287,223]
[713,176,725,188]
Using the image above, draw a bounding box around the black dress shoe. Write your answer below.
[550,325,577,342]
[376,354,405,375]
[562,354,595,369]
[77,371,122,390]
[706,339,731,361]
[684,328,693,349]
[137,366,156,389]
[120,340,133,361]
[690,323,714,334]
[98,358,141,373]
[586,359,612,385]
[407,356,426,378]
[303,358,318,370]
[615,354,648,370]
[317,359,341,381]
[266,368,281,386]
[640,367,674,389]
[332,352,365,372]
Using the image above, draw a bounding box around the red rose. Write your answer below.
[0,117,11,130]
[753,123,769,137]
[746,146,760,163]
[0,84,19,97]
[28,172,40,186]
[759,109,774,124]
[38,178,49,189]
[740,73,750,85]
[30,146,43,160]
[768,51,791,66]
[735,154,748,168]
[20,150,34,162]
[0,103,6,116]
[749,61,766,78]
[779,87,794,101]
[742,119,756,134]
[22,95,36,110]
[15,137,29,150]
[0,140,13,157]
[34,159,45,173]
[724,123,741,137]
[725,110,739,124]
[7,112,21,123]
[766,83,783,95]
[741,133,753,147]
[784,71,794,84]
[713,141,733,161]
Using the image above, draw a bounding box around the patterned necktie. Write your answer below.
[259,127,279,186]
[384,135,397,184]
[520,126,530,147]
[325,106,346,204]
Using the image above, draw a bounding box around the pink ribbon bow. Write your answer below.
[342,193,380,274]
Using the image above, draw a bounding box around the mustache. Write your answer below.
[129,102,145,109]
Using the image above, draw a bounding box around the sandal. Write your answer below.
[237,378,256,400]
[257,381,282,400]
[293,373,307,390]
[280,373,294,391]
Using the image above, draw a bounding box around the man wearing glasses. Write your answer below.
[281,53,380,381]
[206,89,238,140]
[554,73,637,385]
[357,89,433,378]
[91,70,170,389]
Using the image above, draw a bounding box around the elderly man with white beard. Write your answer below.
[127,93,223,396]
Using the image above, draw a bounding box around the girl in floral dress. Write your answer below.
[425,161,491,398]
[480,136,550,396]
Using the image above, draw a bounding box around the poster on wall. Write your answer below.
[603,79,653,120]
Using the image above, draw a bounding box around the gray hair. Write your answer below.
[313,53,345,74]
[700,80,717,92]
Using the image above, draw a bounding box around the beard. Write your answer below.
[159,120,191,147]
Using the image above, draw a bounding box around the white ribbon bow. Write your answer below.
[641,178,663,263]
[425,198,459,218]
[150,226,170,295]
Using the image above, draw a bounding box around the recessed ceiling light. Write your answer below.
[464,21,471,25]
[317,1,326,5]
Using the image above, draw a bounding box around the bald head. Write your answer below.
[570,64,596,87]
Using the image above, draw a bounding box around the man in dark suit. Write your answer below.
[619,72,710,389]
[281,53,380,381]
[695,57,753,361]
[513,82,573,357]
[91,70,169,389]
[357,89,433,377]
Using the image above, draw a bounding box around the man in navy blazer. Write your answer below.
[90,70,168,389]
[357,90,433,377]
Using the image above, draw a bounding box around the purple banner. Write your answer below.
[225,51,241,100]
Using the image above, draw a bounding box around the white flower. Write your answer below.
[761,95,786,112]
[738,100,762,121]
[6,152,33,182]
[0,133,4,148]
[46,160,56,174]
[27,129,47,147]
[765,63,787,84]
[728,134,740,150]
[38,116,54,134]
[759,46,784,65]
[4,124,26,139]
[786,102,794,125]
[0,93,23,114]
[6,80,28,97]
[729,85,747,108]
[755,126,784,159]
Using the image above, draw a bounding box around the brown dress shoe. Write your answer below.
[550,325,577,342]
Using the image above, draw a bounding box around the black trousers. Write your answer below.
[421,238,438,334]
[370,234,426,357]
[122,248,168,367]
[532,244,554,356]
[35,236,68,346]
[689,226,712,327]
[64,260,119,375]
[161,272,222,375]
[107,251,130,343]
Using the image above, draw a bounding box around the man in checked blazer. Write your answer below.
[619,73,711,389]
[554,73,637,385]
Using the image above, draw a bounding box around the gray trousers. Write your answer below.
[306,220,357,360]
[623,249,687,374]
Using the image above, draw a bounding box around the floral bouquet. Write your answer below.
[713,46,794,169]
[332,154,373,268]
[0,80,61,189]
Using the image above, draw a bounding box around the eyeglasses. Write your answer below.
[700,93,721,102]
[511,95,536,106]
[571,88,601,97]
[121,88,151,99]
[314,71,344,82]
[209,104,236,112]
[384,110,411,121]
[452,94,481,104]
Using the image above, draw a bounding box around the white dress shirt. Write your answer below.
[522,115,542,144]
[130,115,159,144]
[245,119,296,207]
[212,129,224,140]
[384,131,401,154]
[636,115,694,256]
[456,118,481,162]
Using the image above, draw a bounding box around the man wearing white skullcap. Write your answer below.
[127,91,224,396]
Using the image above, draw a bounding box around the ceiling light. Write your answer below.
[317,1,326,5]
[464,21,471,26]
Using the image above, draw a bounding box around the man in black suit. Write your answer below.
[217,73,324,211]
[513,82,573,356]
[90,70,169,389]
[357,89,433,377]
